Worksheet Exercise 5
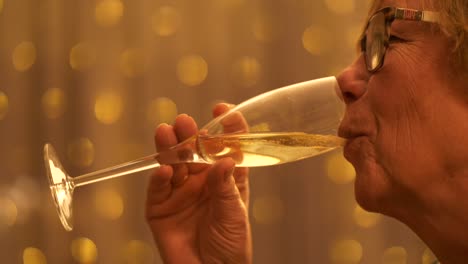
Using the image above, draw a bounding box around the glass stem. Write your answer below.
[72,153,160,187]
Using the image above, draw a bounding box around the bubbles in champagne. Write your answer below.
[197,132,344,167]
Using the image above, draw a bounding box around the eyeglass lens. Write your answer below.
[366,12,387,71]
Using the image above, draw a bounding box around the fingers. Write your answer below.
[147,165,173,205]
[213,103,248,133]
[233,167,249,206]
[206,158,237,198]
[206,158,249,222]
[171,164,189,187]
[173,114,198,142]
[155,123,178,151]
[173,114,208,173]
[212,103,233,118]
[155,114,198,151]
[213,104,250,204]
[154,114,206,180]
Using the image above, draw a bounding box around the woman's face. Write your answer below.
[337,0,468,218]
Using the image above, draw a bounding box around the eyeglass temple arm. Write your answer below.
[394,8,439,23]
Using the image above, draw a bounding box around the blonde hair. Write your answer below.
[365,0,468,71]
[433,0,468,71]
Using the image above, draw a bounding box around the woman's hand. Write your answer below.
[146,104,251,264]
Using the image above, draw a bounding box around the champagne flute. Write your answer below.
[44,76,345,231]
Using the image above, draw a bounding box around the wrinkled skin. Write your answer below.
[337,0,468,262]
[146,0,468,263]
[146,104,251,264]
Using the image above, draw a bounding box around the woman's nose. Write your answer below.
[336,56,369,104]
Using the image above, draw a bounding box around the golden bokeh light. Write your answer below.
[329,239,363,264]
[252,14,276,43]
[0,197,18,227]
[422,248,438,264]
[95,188,124,220]
[0,91,8,120]
[382,246,407,264]
[70,42,96,71]
[324,0,355,14]
[120,48,146,77]
[231,56,261,87]
[302,26,329,56]
[12,41,36,72]
[326,150,355,184]
[42,88,66,119]
[0,0,3,14]
[147,97,178,126]
[151,6,181,37]
[353,204,380,228]
[71,237,98,264]
[123,240,154,264]
[94,91,123,124]
[23,247,47,264]
[177,55,208,86]
[67,138,95,167]
[95,0,124,27]
[252,195,284,225]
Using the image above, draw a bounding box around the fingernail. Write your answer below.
[224,167,235,182]
[223,103,235,109]
[176,113,189,121]
[156,123,169,129]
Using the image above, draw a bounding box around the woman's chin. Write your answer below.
[353,166,392,214]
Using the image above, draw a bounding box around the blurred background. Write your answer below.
[0,0,439,263]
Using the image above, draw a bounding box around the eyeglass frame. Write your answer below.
[360,7,440,72]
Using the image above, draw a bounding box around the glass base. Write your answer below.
[44,144,74,231]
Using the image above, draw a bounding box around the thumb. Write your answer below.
[207,158,245,218]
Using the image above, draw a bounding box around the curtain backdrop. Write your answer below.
[0,0,437,263]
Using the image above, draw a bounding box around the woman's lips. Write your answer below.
[343,136,367,161]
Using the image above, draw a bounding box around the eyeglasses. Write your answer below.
[360,7,439,72]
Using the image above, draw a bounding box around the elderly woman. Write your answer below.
[145,0,468,263]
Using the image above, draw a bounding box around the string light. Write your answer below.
[0,91,8,120]
[70,42,96,71]
[95,188,124,220]
[147,97,178,126]
[67,138,95,168]
[120,48,146,77]
[176,55,208,86]
[382,246,407,264]
[329,239,363,264]
[0,197,17,228]
[123,240,154,264]
[151,6,181,37]
[422,248,438,264]
[71,237,98,263]
[94,91,123,124]
[12,42,36,72]
[326,150,355,184]
[353,204,380,228]
[22,247,47,264]
[302,26,329,56]
[231,56,261,87]
[252,13,276,43]
[252,195,285,225]
[42,88,66,119]
[95,0,124,27]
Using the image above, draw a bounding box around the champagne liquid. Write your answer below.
[196,132,345,167]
